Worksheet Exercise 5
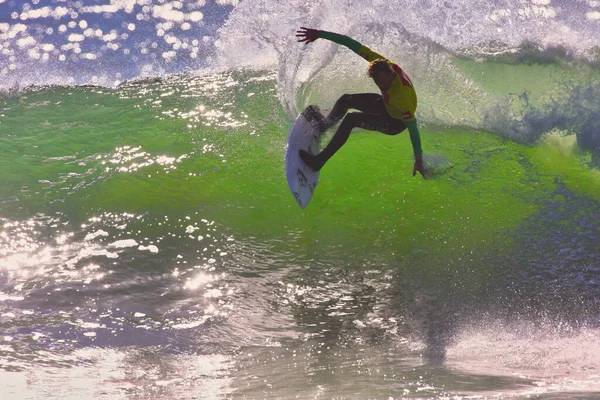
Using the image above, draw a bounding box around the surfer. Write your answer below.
[296,27,426,178]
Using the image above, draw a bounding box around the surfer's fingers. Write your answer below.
[298,38,314,45]
[413,166,426,179]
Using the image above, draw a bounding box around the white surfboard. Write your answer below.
[285,108,321,208]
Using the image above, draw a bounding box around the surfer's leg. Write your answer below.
[322,93,384,131]
[299,112,362,171]
[299,111,406,171]
[354,112,407,135]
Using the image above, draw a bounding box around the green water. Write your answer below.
[4,69,596,250]
[1,67,600,399]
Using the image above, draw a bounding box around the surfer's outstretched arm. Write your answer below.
[296,28,361,51]
[296,27,386,61]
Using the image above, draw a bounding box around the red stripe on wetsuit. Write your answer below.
[391,63,413,87]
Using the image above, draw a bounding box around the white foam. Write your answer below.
[109,239,139,248]
[138,245,159,253]
[448,319,600,391]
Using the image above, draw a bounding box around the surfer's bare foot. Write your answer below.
[299,149,324,171]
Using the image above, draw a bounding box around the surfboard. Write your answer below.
[285,107,322,208]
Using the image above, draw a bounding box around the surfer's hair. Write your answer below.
[368,59,392,77]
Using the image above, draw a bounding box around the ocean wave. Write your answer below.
[3,0,600,88]
[2,0,599,157]
[212,0,600,156]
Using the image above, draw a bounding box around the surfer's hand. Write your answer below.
[413,156,427,179]
[296,27,320,44]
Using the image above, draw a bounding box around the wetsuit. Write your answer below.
[318,30,423,159]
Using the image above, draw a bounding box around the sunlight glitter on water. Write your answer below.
[102,145,189,174]
[0,209,240,397]
[0,348,233,399]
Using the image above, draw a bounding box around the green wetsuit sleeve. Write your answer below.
[406,119,423,158]
[319,30,362,53]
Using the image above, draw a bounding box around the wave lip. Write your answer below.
[2,0,600,158]
[213,0,600,158]
[4,0,600,88]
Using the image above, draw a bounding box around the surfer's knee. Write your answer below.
[335,93,353,109]
[340,112,362,129]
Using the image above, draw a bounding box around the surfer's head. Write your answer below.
[368,59,395,91]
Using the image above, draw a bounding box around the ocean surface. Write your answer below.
[1,0,600,399]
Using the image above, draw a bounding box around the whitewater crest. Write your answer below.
[2,0,600,154]
[216,0,600,154]
[2,0,600,88]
